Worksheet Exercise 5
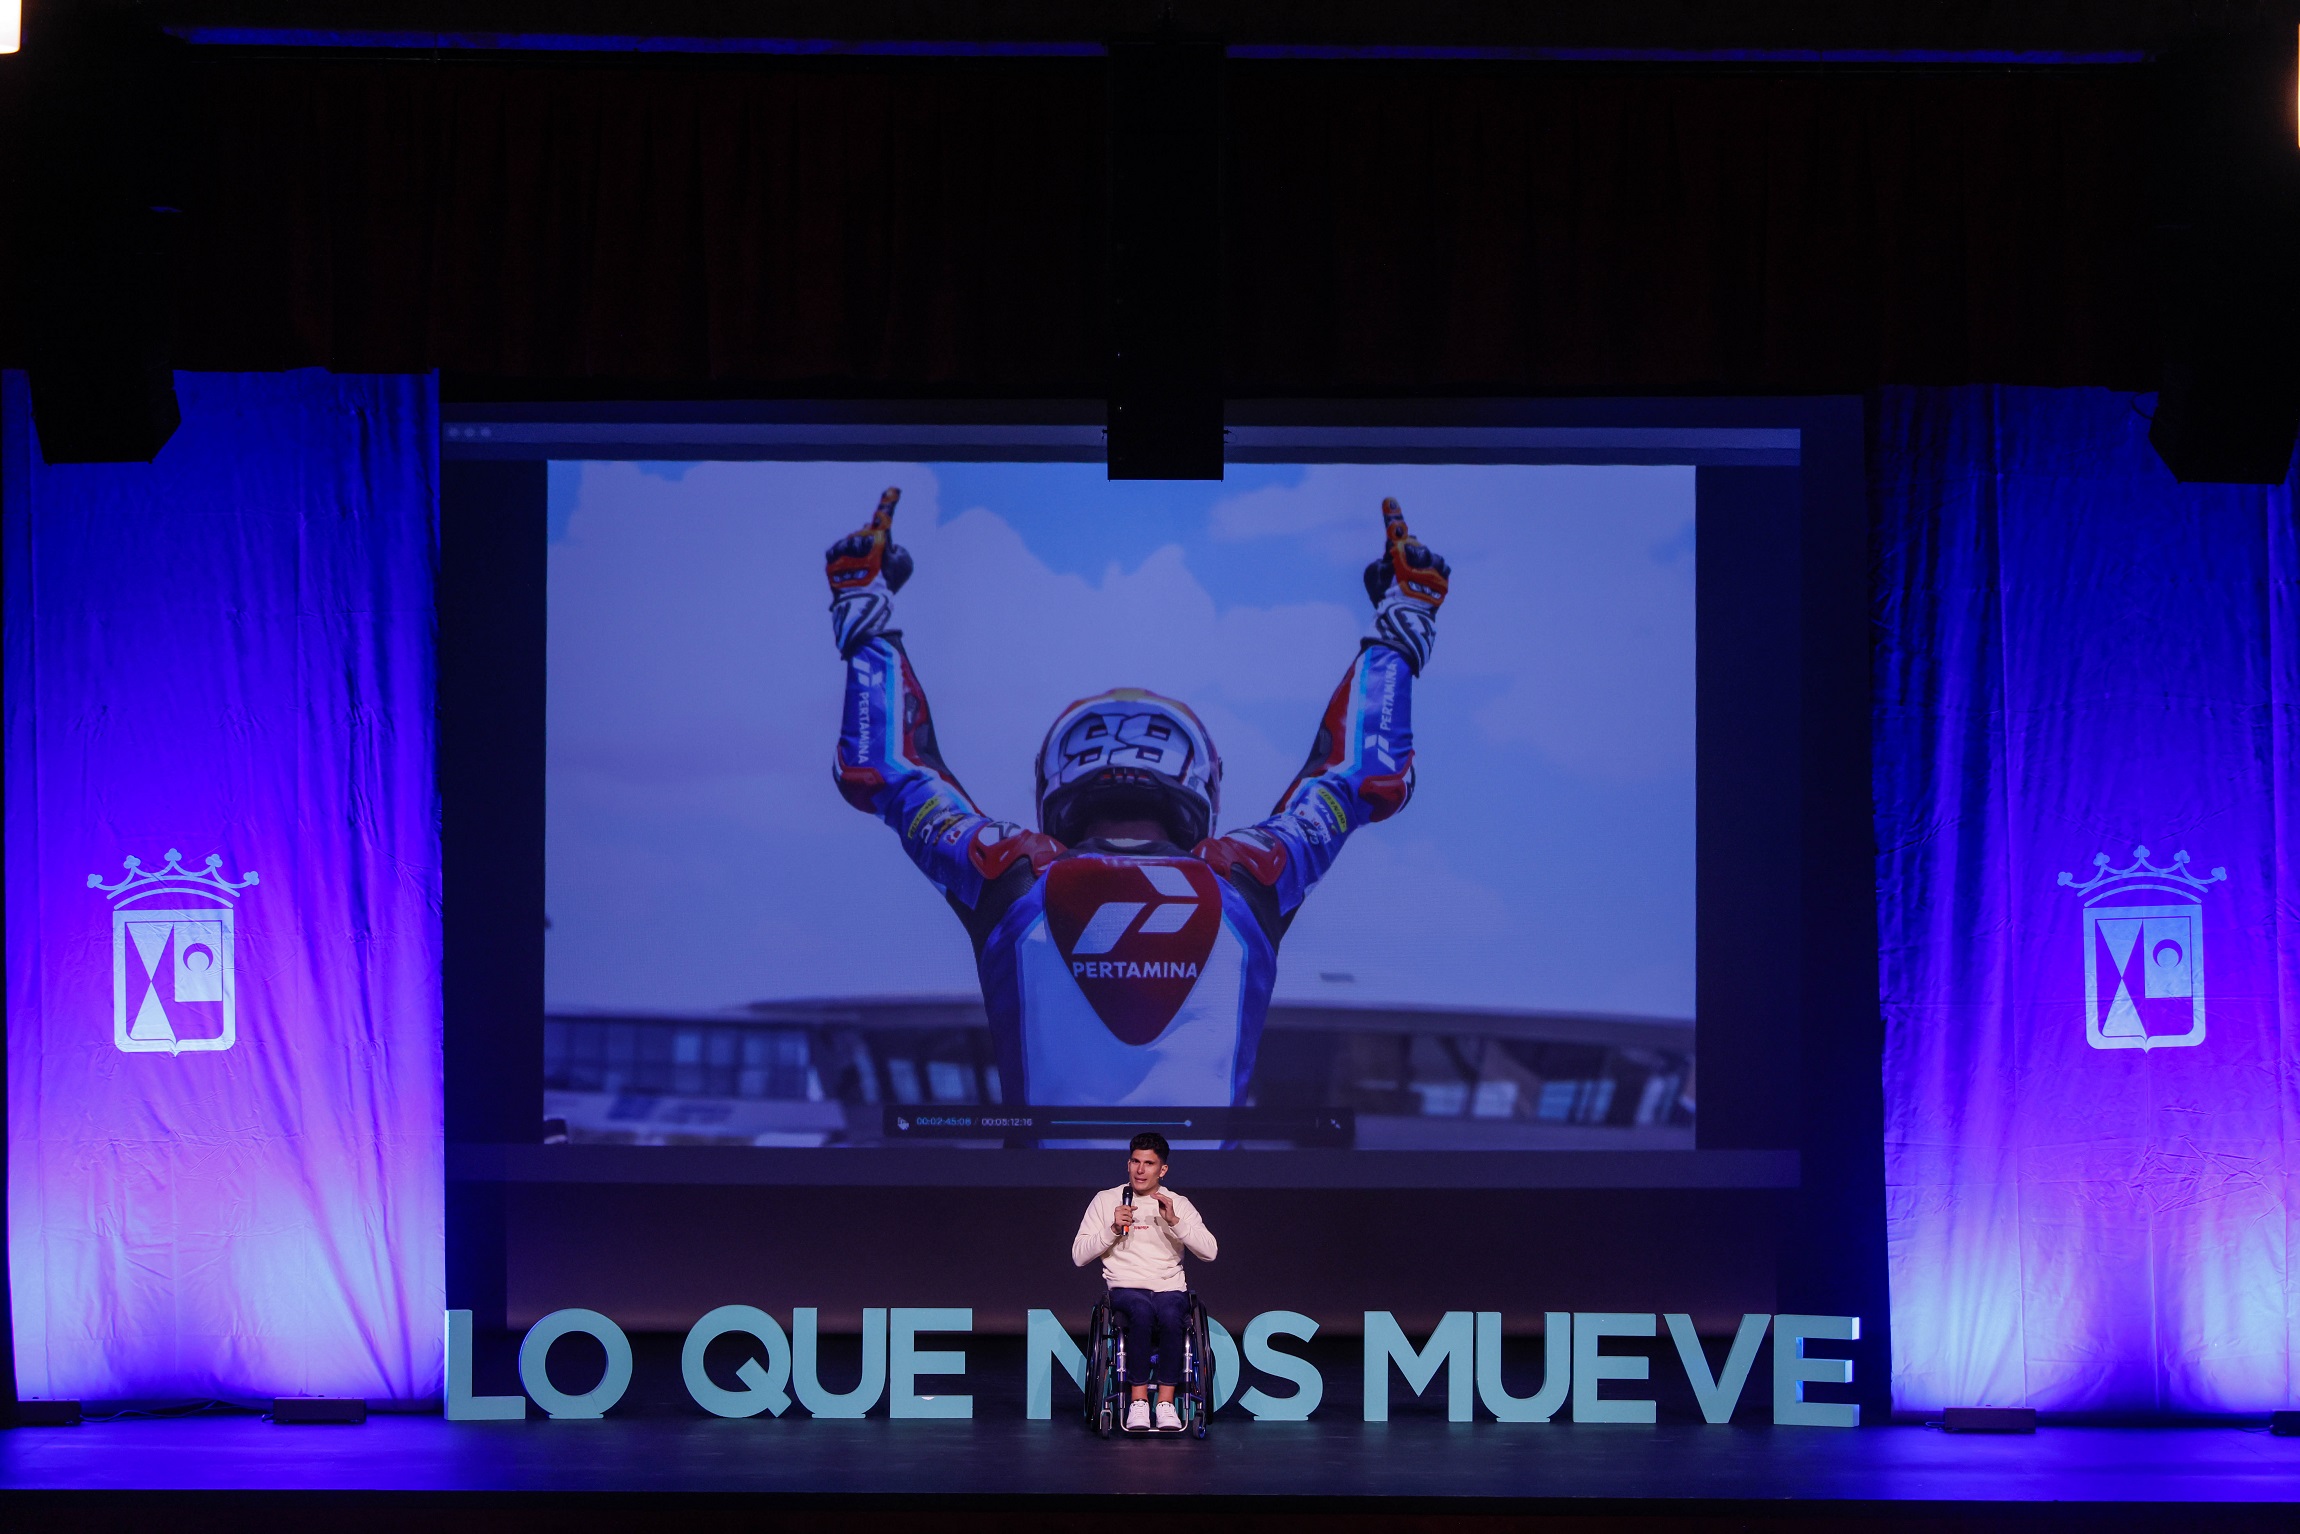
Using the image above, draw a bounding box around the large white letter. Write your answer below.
[443,1309,524,1421]
[1475,1312,1570,1423]
[1772,1314,1859,1427]
[1666,1313,1768,1425]
[682,1305,792,1419]
[1238,1310,1323,1420]
[793,1307,887,1418]
[518,1308,634,1420]
[1363,1311,1474,1422]
[1571,1313,1656,1424]
[889,1308,972,1419]
[1026,1309,1086,1420]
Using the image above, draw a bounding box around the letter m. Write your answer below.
[1363,1311,1473,1421]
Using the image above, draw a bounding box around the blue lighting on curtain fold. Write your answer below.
[1874,386,2299,1415]
[4,370,444,1405]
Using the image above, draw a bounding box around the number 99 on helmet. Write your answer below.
[1034,689,1223,848]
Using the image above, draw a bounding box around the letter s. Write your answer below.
[1239,1310,1323,1421]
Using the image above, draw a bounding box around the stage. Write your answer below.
[4,1417,2296,1529]
[7,19,2300,1534]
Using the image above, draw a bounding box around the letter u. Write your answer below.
[1476,1312,1571,1422]
[793,1308,888,1417]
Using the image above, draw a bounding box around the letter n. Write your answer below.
[1026,1309,1086,1421]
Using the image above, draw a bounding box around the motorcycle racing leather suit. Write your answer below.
[829,493,1443,1111]
[835,637,1417,1108]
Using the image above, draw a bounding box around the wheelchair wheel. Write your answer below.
[1185,1293,1214,1439]
[1085,1299,1117,1436]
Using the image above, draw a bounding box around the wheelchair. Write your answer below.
[1085,1290,1213,1439]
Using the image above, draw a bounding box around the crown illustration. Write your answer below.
[2057,845,2225,900]
[88,850,260,904]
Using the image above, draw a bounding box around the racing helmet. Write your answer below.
[1035,688,1222,847]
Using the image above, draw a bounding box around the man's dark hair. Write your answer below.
[1128,1131,1170,1162]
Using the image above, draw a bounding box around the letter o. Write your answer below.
[1207,1315,1240,1412]
[682,1305,793,1419]
[518,1308,633,1419]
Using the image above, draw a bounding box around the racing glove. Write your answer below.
[1361,497,1449,675]
[825,487,915,658]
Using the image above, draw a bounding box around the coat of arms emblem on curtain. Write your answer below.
[2057,845,2224,1051]
[88,850,260,1055]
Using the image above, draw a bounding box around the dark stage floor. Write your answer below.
[3,1415,2296,1508]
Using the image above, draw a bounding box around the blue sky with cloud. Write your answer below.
[545,460,1695,1020]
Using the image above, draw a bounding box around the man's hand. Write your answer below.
[1150,1188,1179,1226]
[825,487,910,595]
[1361,497,1449,674]
[1363,496,1449,610]
[1112,1204,1136,1236]
[825,487,914,658]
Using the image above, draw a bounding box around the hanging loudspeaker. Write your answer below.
[2147,29,2300,485]
[1106,38,1225,481]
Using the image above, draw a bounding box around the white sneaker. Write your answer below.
[1125,1400,1151,1432]
[1155,1401,1183,1432]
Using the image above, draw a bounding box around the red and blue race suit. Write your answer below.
[834,639,1418,1109]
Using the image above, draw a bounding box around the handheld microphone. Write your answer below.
[1120,1187,1134,1236]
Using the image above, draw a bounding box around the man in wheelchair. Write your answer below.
[1071,1133,1219,1433]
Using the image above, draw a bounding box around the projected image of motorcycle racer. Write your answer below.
[827,486,1448,1113]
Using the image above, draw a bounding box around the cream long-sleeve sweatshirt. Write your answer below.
[1071,1184,1217,1291]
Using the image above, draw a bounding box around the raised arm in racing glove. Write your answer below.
[1362,496,1450,676]
[825,486,915,659]
[1194,496,1449,941]
[827,490,1062,955]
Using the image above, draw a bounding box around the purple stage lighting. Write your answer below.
[1874,385,2299,1416]
[4,370,445,1406]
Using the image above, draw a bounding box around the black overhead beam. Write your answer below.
[131,0,2300,55]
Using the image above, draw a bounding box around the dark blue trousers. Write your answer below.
[1109,1287,1190,1387]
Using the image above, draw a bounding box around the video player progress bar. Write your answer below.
[884,1106,1352,1144]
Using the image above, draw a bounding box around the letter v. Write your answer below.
[1665,1313,1769,1424]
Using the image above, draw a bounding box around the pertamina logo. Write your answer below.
[89,849,260,1055]
[1043,858,1221,1045]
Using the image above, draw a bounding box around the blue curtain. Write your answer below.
[1876,386,2299,1415]
[5,371,443,1405]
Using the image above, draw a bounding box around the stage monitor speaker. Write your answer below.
[1940,1406,2037,1434]
[2271,1410,2300,1436]
[2147,29,2300,485]
[1106,38,1224,480]
[13,1399,84,1426]
[271,1397,369,1425]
